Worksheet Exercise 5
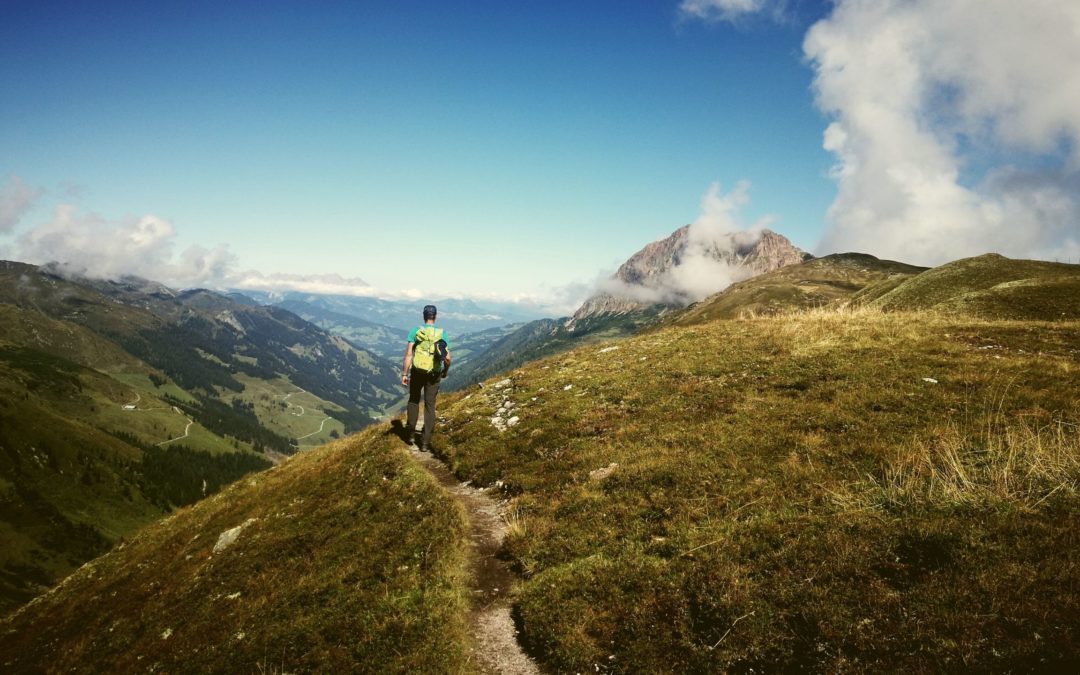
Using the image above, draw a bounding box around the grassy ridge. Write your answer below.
[0,427,470,673]
[870,254,1080,320]
[435,309,1080,671]
[672,253,926,324]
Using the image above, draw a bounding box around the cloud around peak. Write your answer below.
[591,180,775,307]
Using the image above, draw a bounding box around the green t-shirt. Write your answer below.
[408,326,450,348]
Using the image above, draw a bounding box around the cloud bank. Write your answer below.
[228,271,379,297]
[0,186,564,314]
[804,0,1080,264]
[16,204,236,286]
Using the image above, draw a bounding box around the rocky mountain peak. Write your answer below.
[568,226,809,328]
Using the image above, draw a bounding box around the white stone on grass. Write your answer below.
[213,518,258,554]
[589,463,619,481]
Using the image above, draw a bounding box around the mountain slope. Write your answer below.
[435,310,1080,672]
[669,253,927,325]
[8,300,1079,670]
[0,261,403,613]
[866,253,1080,320]
[0,334,271,613]
[446,310,666,391]
[0,429,469,672]
[0,262,402,432]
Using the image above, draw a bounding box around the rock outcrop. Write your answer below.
[567,227,809,329]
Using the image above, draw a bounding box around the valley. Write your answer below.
[2,251,1078,671]
[0,261,405,612]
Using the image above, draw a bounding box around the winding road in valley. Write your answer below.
[119,390,195,446]
[295,416,332,441]
[157,406,194,446]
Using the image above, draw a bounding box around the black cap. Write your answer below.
[423,304,437,320]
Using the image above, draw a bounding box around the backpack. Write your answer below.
[412,326,445,373]
[434,339,449,378]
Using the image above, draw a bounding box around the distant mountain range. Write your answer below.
[234,291,548,335]
[0,260,403,612]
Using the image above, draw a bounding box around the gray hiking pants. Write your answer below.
[406,368,440,447]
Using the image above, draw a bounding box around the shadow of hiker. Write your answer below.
[386,418,414,447]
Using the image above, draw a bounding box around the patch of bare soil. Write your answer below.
[407,442,540,674]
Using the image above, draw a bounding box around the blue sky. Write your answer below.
[0,0,835,304]
[6,1,1076,308]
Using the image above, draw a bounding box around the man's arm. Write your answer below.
[401,343,414,386]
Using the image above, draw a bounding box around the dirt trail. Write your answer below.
[408,420,540,674]
[157,406,194,446]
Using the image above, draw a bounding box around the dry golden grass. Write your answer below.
[437,308,1080,672]
[867,414,1080,510]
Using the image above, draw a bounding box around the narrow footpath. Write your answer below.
[408,420,540,674]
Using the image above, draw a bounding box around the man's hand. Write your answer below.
[400,373,409,387]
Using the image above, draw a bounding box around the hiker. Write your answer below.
[401,304,451,450]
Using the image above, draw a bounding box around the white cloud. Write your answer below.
[805,0,1080,264]
[0,175,43,233]
[15,205,237,286]
[228,271,377,297]
[679,0,786,23]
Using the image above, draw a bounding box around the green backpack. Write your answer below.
[412,327,444,373]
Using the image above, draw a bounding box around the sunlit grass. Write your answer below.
[437,308,1080,672]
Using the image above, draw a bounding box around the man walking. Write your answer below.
[401,304,450,450]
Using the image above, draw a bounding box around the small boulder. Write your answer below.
[213,518,257,554]
[589,463,619,481]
